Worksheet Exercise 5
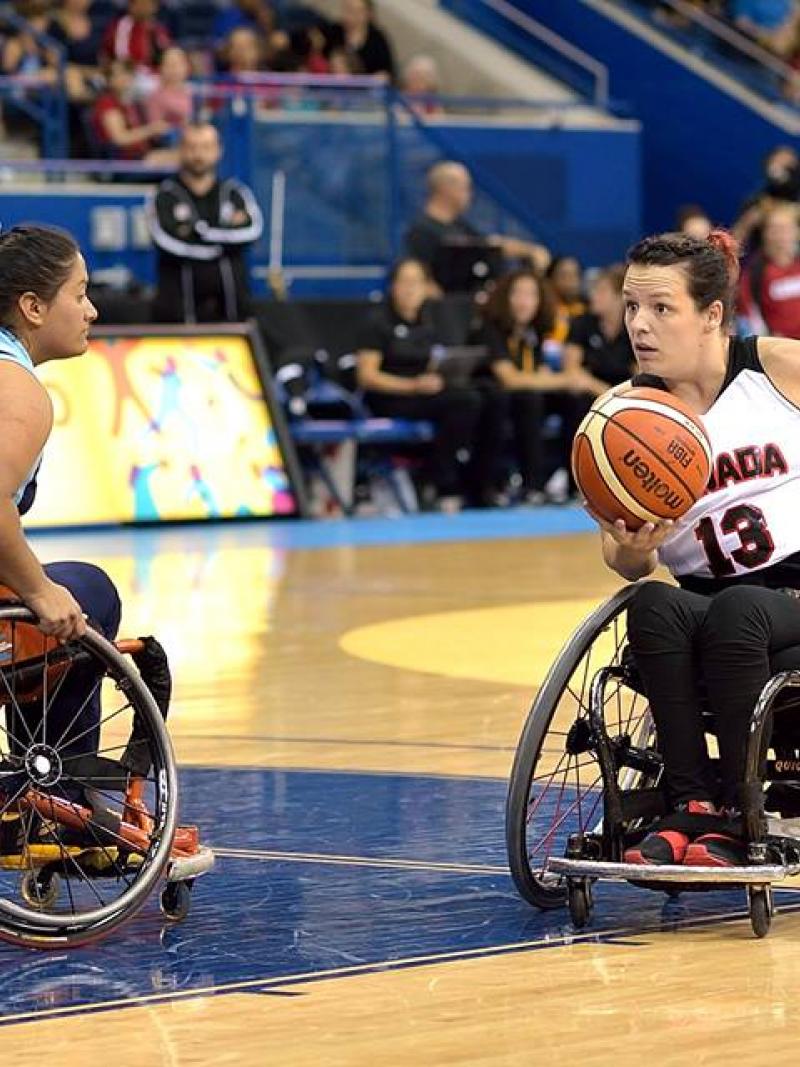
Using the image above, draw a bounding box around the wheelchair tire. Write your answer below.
[506,584,644,910]
[748,885,773,939]
[0,608,178,949]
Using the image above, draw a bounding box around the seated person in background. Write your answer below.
[145,46,193,135]
[101,0,172,75]
[545,255,587,344]
[733,144,800,253]
[676,203,713,240]
[405,161,550,294]
[324,0,395,80]
[738,202,800,337]
[473,269,591,505]
[562,264,635,399]
[48,0,104,113]
[2,0,60,85]
[217,26,267,79]
[90,58,176,163]
[356,258,507,511]
[401,55,444,116]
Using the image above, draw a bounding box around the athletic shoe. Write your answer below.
[683,832,748,867]
[623,800,719,866]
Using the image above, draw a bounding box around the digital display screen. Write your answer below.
[26,330,299,527]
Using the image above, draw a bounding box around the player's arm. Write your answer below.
[597,519,674,581]
[757,337,800,403]
[356,349,441,395]
[0,365,85,639]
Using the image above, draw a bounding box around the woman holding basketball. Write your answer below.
[592,229,800,867]
[0,224,122,762]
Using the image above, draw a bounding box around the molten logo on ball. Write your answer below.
[622,450,685,512]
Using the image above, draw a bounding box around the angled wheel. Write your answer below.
[748,886,773,939]
[0,609,178,948]
[506,584,655,909]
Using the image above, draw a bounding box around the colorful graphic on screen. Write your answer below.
[27,334,297,527]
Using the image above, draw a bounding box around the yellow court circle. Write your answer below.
[339,597,604,688]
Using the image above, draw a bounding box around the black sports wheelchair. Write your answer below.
[506,583,800,939]
[0,600,213,949]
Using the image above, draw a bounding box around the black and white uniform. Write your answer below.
[147,175,264,324]
[627,336,800,808]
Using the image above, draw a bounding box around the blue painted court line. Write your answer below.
[28,506,595,557]
[0,767,793,1025]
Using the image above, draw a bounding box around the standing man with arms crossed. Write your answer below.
[147,122,264,323]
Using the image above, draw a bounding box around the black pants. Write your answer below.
[508,390,590,492]
[365,386,507,499]
[627,581,800,808]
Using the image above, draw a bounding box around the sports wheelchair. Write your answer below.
[0,601,213,949]
[506,583,800,939]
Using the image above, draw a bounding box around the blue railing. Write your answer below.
[0,9,67,158]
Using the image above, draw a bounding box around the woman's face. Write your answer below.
[551,258,581,302]
[391,262,427,312]
[160,47,190,84]
[508,275,540,326]
[589,276,621,318]
[623,263,720,379]
[34,254,98,361]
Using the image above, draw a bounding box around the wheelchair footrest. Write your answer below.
[546,856,800,884]
[167,845,215,883]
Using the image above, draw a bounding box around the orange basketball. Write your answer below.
[571,386,712,530]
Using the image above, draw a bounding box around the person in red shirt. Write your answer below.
[738,203,800,338]
[91,58,175,163]
[101,0,172,72]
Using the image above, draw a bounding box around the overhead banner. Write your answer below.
[27,329,301,527]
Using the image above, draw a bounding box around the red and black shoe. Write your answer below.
[683,832,748,868]
[623,801,718,866]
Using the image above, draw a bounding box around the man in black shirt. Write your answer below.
[404,161,550,293]
[147,122,264,323]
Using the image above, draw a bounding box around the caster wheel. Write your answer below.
[20,869,61,911]
[748,886,773,939]
[568,880,592,929]
[160,880,192,923]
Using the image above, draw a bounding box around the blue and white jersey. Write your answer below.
[0,327,42,514]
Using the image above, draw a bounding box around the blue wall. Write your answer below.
[461,0,793,233]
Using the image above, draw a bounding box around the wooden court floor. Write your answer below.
[3,510,800,1066]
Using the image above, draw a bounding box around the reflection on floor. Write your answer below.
[1,767,794,1025]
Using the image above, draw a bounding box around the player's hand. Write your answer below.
[590,511,675,552]
[415,373,444,395]
[25,580,87,642]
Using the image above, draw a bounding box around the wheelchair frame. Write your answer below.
[506,583,800,938]
[0,606,214,949]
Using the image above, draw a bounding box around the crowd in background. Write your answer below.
[0,0,450,158]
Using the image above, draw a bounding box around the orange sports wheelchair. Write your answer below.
[0,597,214,949]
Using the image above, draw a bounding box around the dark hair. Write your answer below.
[0,225,79,325]
[626,229,740,327]
[386,257,431,288]
[545,254,582,279]
[482,269,555,337]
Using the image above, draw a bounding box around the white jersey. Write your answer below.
[657,336,800,592]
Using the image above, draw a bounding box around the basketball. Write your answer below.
[571,386,713,529]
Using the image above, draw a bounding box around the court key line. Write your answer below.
[213,846,509,874]
[3,901,799,1031]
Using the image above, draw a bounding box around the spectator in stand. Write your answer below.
[48,0,103,109]
[146,46,193,136]
[219,26,266,79]
[545,255,586,343]
[400,55,444,116]
[562,264,635,397]
[738,202,800,337]
[730,0,800,56]
[2,0,60,86]
[147,121,264,323]
[356,258,507,511]
[734,145,800,252]
[405,161,551,294]
[213,0,289,73]
[325,0,395,80]
[676,203,713,240]
[101,0,172,74]
[90,57,176,163]
[473,269,591,505]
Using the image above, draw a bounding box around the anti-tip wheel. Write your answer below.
[748,886,773,939]
[568,880,592,929]
[20,869,61,911]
